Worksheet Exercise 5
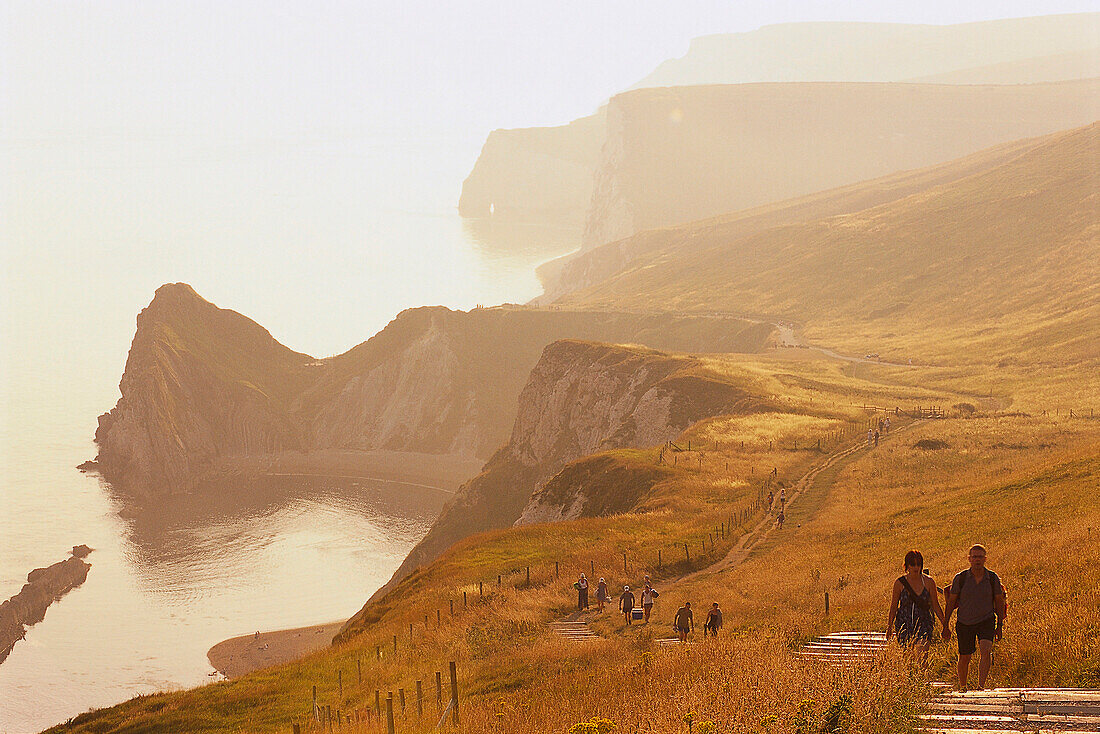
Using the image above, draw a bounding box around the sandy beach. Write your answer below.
[207,621,345,679]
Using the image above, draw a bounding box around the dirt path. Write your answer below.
[680,420,920,584]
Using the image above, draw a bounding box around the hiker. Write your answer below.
[874,429,880,447]
[779,488,786,507]
[641,579,659,623]
[886,550,945,656]
[768,490,774,508]
[619,586,636,625]
[777,509,785,528]
[867,429,874,447]
[884,417,891,434]
[575,574,589,611]
[942,544,1006,691]
[595,578,609,613]
[704,603,723,637]
[673,601,694,642]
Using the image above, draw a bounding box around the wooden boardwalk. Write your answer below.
[796,631,888,665]
[798,633,1100,732]
[919,689,1100,733]
[549,619,599,642]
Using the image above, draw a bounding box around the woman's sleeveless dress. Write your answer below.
[895,576,934,644]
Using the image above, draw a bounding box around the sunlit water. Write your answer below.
[0,131,578,732]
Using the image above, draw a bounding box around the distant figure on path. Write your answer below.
[641,579,658,623]
[779,489,786,507]
[884,417,891,434]
[595,578,609,613]
[704,603,723,637]
[943,544,1006,691]
[873,430,880,447]
[619,586,636,625]
[674,602,694,642]
[768,490,774,508]
[867,429,874,447]
[886,550,945,657]
[777,509,785,528]
[575,574,589,611]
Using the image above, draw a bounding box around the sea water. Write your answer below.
[0,130,578,732]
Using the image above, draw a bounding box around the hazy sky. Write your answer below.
[5,1,1099,138]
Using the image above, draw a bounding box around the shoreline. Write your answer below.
[207,621,346,679]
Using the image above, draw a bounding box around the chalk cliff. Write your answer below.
[458,111,605,226]
[92,287,772,495]
[460,15,1100,239]
[581,79,1100,246]
[369,340,771,601]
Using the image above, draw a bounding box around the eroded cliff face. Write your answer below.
[368,340,770,605]
[92,286,773,495]
[580,79,1100,247]
[458,111,605,227]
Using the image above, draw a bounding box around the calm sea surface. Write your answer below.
[0,131,578,732]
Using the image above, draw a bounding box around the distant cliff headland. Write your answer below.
[461,15,1100,251]
[1,546,92,665]
[88,285,773,497]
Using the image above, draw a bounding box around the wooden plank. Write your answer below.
[919,713,1018,722]
[1026,713,1100,723]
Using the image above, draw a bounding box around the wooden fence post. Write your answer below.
[393,634,397,653]
[399,688,406,716]
[450,599,454,616]
[375,690,381,718]
[450,660,460,725]
[685,543,690,563]
[436,671,443,713]
[526,566,530,586]
[825,592,830,614]
[463,591,467,608]
[386,692,395,734]
[312,685,317,721]
[338,669,343,696]
[437,609,441,625]
[658,549,662,568]
[498,574,502,586]
[417,679,424,719]
[623,551,627,572]
[479,580,484,598]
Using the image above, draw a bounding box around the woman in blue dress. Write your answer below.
[887,550,946,657]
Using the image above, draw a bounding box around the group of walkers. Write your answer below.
[574,573,723,641]
[867,416,892,448]
[886,544,1007,691]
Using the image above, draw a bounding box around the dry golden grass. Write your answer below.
[51,355,1099,733]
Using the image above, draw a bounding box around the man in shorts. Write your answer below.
[943,544,1006,691]
[674,602,694,642]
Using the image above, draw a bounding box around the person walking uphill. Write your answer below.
[619,586,636,625]
[595,577,609,613]
[704,603,723,637]
[674,602,694,642]
[943,544,1006,691]
[575,574,589,611]
[886,550,945,657]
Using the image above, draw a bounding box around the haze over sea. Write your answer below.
[0,129,576,733]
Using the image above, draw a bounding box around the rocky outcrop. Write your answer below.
[1,547,92,664]
[366,340,771,604]
[516,453,672,525]
[92,286,773,496]
[581,79,1100,246]
[458,111,605,227]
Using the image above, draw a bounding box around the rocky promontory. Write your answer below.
[91,285,773,496]
[1,547,92,664]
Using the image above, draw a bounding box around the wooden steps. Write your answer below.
[549,620,599,642]
[796,631,888,665]
[918,689,1100,733]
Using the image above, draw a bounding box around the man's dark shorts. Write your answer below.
[957,617,996,656]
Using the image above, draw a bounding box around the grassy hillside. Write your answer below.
[64,350,1093,733]
[562,122,1100,366]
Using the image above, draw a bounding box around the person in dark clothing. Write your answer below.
[619,586,636,625]
[943,544,1006,691]
[704,603,723,637]
[576,574,589,610]
[886,550,945,657]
